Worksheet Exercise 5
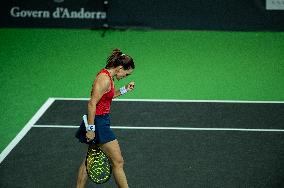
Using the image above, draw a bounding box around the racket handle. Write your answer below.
[83,115,88,128]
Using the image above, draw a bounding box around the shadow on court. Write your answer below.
[0,99,284,188]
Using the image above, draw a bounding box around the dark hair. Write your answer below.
[105,49,135,70]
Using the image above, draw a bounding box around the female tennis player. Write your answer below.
[76,48,135,188]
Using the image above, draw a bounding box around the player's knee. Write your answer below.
[112,156,124,168]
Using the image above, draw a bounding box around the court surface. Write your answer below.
[0,98,284,188]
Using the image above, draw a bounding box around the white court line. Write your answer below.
[1,97,284,164]
[0,98,55,164]
[33,125,284,132]
[50,97,284,104]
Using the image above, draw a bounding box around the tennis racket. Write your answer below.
[82,115,112,184]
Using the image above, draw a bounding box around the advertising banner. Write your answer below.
[1,0,284,31]
[0,0,107,28]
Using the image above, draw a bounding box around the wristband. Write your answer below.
[119,86,128,95]
[86,124,95,132]
[83,114,95,131]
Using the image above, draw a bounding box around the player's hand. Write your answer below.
[86,131,95,142]
[126,81,135,92]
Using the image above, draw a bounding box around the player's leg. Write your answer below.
[100,139,129,188]
[76,159,88,188]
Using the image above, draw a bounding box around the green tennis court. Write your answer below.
[0,28,284,187]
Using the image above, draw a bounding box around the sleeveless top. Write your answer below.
[95,69,115,115]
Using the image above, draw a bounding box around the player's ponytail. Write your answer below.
[105,48,135,70]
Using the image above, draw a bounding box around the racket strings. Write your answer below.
[86,146,112,184]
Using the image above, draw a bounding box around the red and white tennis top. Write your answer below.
[95,69,115,115]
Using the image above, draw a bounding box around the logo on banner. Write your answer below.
[266,0,284,10]
[10,7,106,19]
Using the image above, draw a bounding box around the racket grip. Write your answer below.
[83,115,88,128]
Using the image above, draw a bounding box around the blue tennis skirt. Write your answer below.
[75,114,116,145]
